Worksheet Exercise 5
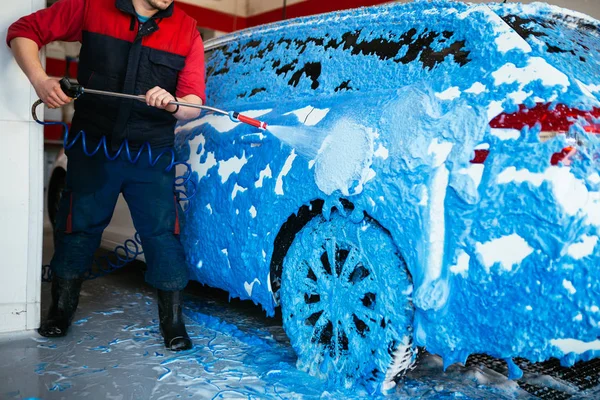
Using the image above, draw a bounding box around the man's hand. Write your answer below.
[33,77,72,109]
[146,86,177,113]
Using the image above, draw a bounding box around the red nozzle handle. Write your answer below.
[232,112,268,130]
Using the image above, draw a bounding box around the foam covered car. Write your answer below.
[173,1,600,391]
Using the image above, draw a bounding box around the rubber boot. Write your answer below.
[38,277,83,337]
[157,290,193,351]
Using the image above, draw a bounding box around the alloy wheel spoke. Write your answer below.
[325,238,337,277]
[311,253,332,283]
[339,246,361,282]
[353,273,374,295]
[297,301,325,321]
[355,308,379,331]
[311,311,331,342]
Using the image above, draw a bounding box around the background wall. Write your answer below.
[0,1,45,333]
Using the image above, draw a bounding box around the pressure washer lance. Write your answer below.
[31,77,268,130]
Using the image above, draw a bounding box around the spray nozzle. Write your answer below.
[228,111,268,130]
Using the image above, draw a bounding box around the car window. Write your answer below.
[203,3,478,106]
[495,6,600,90]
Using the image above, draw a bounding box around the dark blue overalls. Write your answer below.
[51,144,188,291]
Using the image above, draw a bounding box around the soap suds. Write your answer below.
[476,234,533,272]
[218,153,248,183]
[275,150,297,195]
[314,119,375,196]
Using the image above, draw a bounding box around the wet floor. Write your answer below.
[0,264,525,400]
[0,231,598,399]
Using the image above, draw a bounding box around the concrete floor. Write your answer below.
[0,229,597,399]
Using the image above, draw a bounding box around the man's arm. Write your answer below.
[145,31,206,121]
[11,38,71,109]
[7,0,85,108]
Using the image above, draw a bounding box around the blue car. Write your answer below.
[174,0,600,392]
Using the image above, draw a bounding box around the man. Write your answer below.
[7,0,205,351]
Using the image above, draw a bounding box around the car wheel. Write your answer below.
[280,211,415,393]
[47,168,66,230]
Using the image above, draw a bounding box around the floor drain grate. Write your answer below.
[465,354,600,399]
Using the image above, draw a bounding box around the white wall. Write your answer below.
[247,0,306,16]
[179,0,249,17]
[0,1,45,333]
[243,0,600,20]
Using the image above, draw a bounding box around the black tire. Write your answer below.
[47,168,66,230]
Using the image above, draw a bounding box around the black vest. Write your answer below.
[72,0,196,150]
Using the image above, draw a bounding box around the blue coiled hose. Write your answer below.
[35,107,198,282]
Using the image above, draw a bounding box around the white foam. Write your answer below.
[497,166,600,225]
[589,173,600,184]
[487,100,504,121]
[305,108,330,126]
[244,279,261,297]
[435,86,461,100]
[374,144,389,160]
[573,313,583,322]
[256,165,272,188]
[284,106,330,126]
[567,235,598,260]
[184,135,210,177]
[197,152,217,179]
[427,166,450,281]
[449,251,470,277]
[218,152,248,183]
[508,89,533,104]
[476,233,533,272]
[267,273,273,294]
[314,119,375,196]
[419,185,429,206]
[231,184,247,200]
[563,279,577,295]
[551,338,600,354]
[187,134,217,179]
[221,248,231,269]
[427,139,453,168]
[249,206,257,218]
[492,57,570,88]
[495,31,532,53]
[458,163,484,188]
[241,109,272,118]
[206,204,213,214]
[465,82,487,94]
[275,150,297,195]
[284,106,313,123]
[497,166,545,186]
[490,128,520,140]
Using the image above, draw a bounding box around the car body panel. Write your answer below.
[174,1,600,369]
